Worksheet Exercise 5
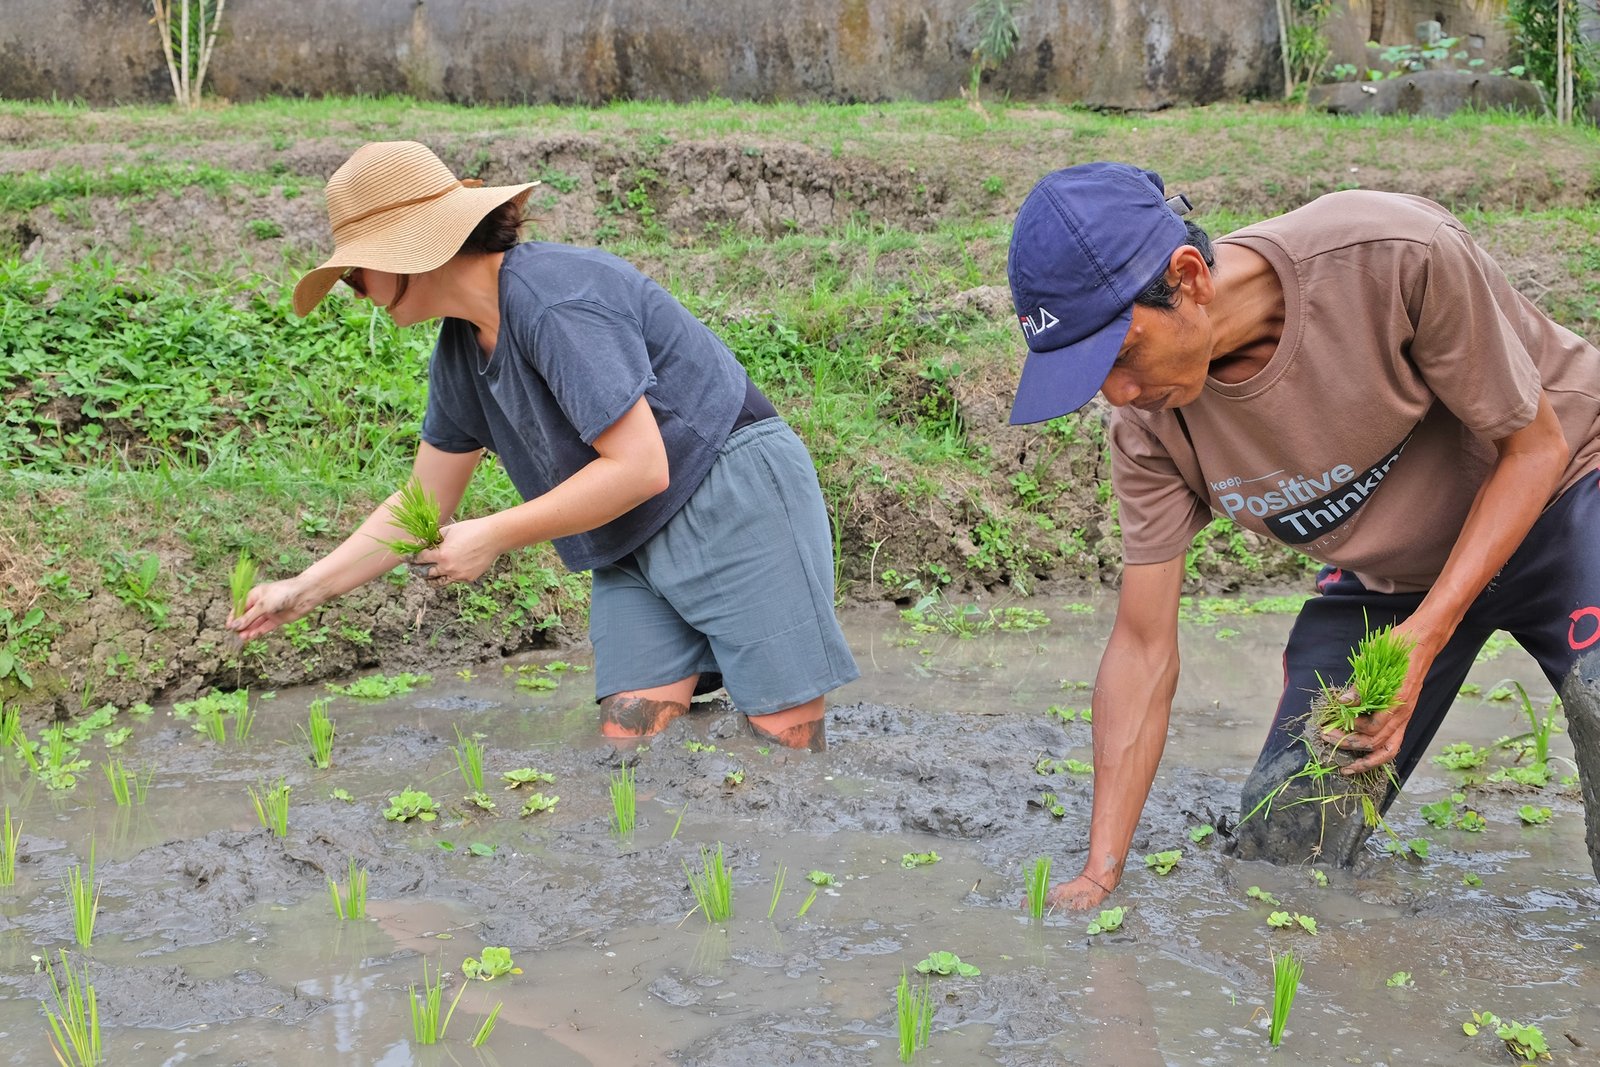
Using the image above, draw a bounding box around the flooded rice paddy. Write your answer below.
[0,596,1595,1065]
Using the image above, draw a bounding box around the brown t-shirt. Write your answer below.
[1111,191,1600,593]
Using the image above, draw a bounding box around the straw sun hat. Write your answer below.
[292,140,539,317]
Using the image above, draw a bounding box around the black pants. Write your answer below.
[1234,467,1600,863]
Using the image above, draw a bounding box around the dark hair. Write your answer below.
[1133,220,1215,311]
[458,199,527,255]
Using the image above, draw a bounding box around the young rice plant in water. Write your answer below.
[472,1002,504,1048]
[304,698,335,769]
[1270,949,1304,1048]
[609,765,637,838]
[249,778,290,837]
[684,843,733,923]
[328,858,367,921]
[453,725,485,793]
[1,806,20,888]
[66,840,98,949]
[42,949,101,1067]
[409,956,467,1046]
[896,968,935,1062]
[1024,855,1051,919]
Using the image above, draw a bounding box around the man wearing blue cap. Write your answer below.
[1007,162,1600,909]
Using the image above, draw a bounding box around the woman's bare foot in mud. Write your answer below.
[749,698,827,752]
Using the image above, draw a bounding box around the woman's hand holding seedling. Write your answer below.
[412,516,503,586]
[228,577,320,641]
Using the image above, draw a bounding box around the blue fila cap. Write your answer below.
[1006,162,1190,424]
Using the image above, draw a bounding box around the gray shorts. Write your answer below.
[590,418,859,715]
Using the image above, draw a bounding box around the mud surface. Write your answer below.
[1,604,1596,1064]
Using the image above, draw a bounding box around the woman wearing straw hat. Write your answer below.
[228,141,858,750]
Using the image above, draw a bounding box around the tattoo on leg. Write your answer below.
[600,696,689,738]
[751,717,826,753]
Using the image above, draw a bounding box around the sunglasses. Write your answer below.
[339,266,367,297]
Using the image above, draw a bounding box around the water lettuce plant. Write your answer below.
[895,968,935,1062]
[462,946,520,981]
[452,726,486,793]
[41,949,101,1067]
[1386,971,1413,988]
[609,765,636,838]
[519,793,559,816]
[1144,849,1181,875]
[915,951,979,977]
[376,479,444,557]
[1267,911,1319,934]
[806,870,838,887]
[384,789,439,822]
[1024,855,1051,919]
[328,672,432,699]
[228,550,257,619]
[684,843,733,923]
[1189,824,1216,843]
[1086,906,1125,936]
[1269,949,1303,1047]
[1518,804,1552,825]
[1463,1011,1549,1062]
[901,851,940,869]
[501,767,555,789]
[328,858,367,921]
[1246,886,1282,906]
[303,698,335,769]
[248,778,291,837]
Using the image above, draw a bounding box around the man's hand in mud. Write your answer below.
[228,578,316,642]
[412,517,501,586]
[1039,873,1114,912]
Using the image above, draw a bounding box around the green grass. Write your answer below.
[304,698,335,768]
[608,765,636,838]
[0,806,18,887]
[1024,855,1052,919]
[452,725,486,793]
[1270,950,1304,1048]
[41,949,101,1067]
[248,777,291,837]
[328,858,368,921]
[683,843,733,923]
[65,840,98,949]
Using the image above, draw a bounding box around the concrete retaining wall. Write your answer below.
[3,0,1281,109]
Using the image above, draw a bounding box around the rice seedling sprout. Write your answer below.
[1321,624,1412,732]
[304,698,335,768]
[228,550,257,619]
[1024,855,1052,919]
[683,843,733,923]
[670,803,687,840]
[1,806,20,888]
[1269,949,1304,1048]
[609,765,636,838]
[375,479,444,557]
[471,1002,503,1048]
[233,695,256,743]
[768,862,787,919]
[41,950,100,1067]
[797,887,819,917]
[248,777,290,837]
[895,968,935,1062]
[452,725,485,792]
[198,706,227,744]
[102,760,143,807]
[408,956,467,1046]
[66,840,98,949]
[328,858,368,921]
[0,702,20,750]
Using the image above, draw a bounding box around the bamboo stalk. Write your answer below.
[151,0,184,106]
[193,0,228,108]
[1276,0,1294,98]
[179,0,191,108]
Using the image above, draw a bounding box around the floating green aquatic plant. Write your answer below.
[383,788,439,823]
[1086,906,1125,936]
[1144,849,1181,876]
[915,951,979,977]
[901,851,940,869]
[519,792,559,816]
[501,767,555,789]
[462,946,520,981]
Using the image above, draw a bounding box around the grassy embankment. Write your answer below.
[1,97,1597,712]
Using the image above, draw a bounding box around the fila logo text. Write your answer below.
[1019,307,1059,339]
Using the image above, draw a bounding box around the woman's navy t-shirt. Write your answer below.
[420,243,746,571]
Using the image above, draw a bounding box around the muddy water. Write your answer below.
[1,597,1596,1065]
